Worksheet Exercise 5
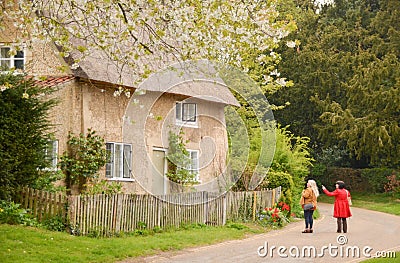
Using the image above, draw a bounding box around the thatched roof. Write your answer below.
[137,60,240,106]
[69,49,239,106]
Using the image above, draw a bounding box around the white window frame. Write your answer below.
[175,102,198,128]
[0,45,25,71]
[187,149,200,182]
[106,142,133,181]
[44,140,58,170]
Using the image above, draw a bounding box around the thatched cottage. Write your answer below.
[1,22,240,195]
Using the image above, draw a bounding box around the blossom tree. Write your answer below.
[2,0,297,91]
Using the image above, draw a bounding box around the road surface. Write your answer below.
[121,203,400,263]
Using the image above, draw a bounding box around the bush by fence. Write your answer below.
[18,187,281,236]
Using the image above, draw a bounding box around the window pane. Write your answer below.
[1,60,10,69]
[14,59,24,69]
[0,48,10,58]
[51,140,58,168]
[191,151,198,171]
[175,103,182,121]
[15,50,24,58]
[115,144,123,178]
[123,144,132,178]
[183,103,196,122]
[105,143,114,178]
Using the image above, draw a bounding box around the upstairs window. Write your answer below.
[106,142,132,180]
[0,46,24,71]
[175,102,197,127]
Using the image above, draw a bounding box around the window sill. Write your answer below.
[175,121,198,128]
[107,178,135,182]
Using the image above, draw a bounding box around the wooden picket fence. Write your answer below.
[19,187,66,221]
[19,187,281,236]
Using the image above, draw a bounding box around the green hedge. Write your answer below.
[310,166,399,193]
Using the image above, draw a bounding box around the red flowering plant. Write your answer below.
[276,201,291,218]
[258,202,291,228]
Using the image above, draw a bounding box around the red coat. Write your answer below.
[323,188,352,218]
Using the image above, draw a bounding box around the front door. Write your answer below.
[152,148,167,195]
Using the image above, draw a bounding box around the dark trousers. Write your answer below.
[304,209,314,229]
[337,218,348,233]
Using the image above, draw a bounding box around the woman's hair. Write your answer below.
[308,180,320,197]
[336,181,346,189]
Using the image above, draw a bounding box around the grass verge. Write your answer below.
[0,222,267,263]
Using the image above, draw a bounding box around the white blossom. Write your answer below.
[0,85,9,92]
[286,41,296,48]
[71,63,80,70]
[276,78,287,87]
[5,0,296,95]
[270,69,280,77]
[263,75,273,84]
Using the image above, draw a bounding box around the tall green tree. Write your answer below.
[270,0,400,168]
[0,72,56,200]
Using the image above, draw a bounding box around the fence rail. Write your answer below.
[19,187,281,236]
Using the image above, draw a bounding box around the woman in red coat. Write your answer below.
[322,181,352,233]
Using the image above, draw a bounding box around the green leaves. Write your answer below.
[59,129,108,191]
[0,72,56,200]
[270,0,400,168]
[166,130,197,185]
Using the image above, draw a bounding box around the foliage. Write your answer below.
[4,0,296,92]
[311,167,398,193]
[384,174,400,195]
[41,215,66,232]
[360,168,396,193]
[166,130,197,185]
[0,200,38,226]
[82,179,122,195]
[313,146,352,168]
[59,129,108,193]
[225,222,249,230]
[260,126,313,209]
[258,202,291,228]
[31,170,66,193]
[270,0,400,168]
[0,72,57,200]
[271,126,313,181]
[262,171,294,209]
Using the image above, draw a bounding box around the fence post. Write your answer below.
[222,194,227,225]
[203,191,208,224]
[252,191,257,221]
[272,188,276,207]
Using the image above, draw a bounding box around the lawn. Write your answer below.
[0,222,267,263]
